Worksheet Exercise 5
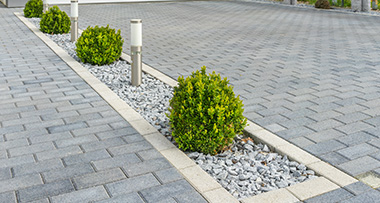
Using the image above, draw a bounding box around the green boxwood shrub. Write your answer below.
[168,66,247,155]
[75,25,124,66]
[40,6,70,34]
[24,0,43,18]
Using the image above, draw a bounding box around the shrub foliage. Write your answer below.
[168,66,247,155]
[75,25,124,65]
[24,0,43,18]
[40,6,70,34]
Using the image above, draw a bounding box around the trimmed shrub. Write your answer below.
[24,0,43,18]
[168,66,247,155]
[75,25,124,66]
[40,6,70,34]
[315,0,331,8]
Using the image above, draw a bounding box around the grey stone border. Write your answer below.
[15,11,358,203]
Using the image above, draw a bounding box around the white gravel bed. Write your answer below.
[28,17,317,200]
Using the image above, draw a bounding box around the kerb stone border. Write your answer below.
[15,11,357,202]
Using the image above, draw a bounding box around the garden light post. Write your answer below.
[71,0,78,42]
[131,19,142,87]
[43,0,48,12]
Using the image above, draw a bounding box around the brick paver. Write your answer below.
[0,6,205,202]
[57,1,380,201]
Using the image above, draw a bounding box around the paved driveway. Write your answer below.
[60,0,380,178]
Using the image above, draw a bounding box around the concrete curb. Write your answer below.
[15,11,358,203]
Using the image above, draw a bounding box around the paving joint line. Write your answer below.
[14,11,358,202]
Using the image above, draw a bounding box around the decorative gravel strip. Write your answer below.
[28,17,317,200]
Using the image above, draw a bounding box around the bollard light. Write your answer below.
[43,0,48,12]
[131,19,142,87]
[71,0,78,42]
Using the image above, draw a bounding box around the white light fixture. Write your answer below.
[71,0,78,42]
[130,19,142,86]
[43,0,48,12]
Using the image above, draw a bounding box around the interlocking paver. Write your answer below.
[304,188,354,203]
[337,143,379,160]
[18,179,75,202]
[50,186,109,203]
[73,168,126,189]
[106,173,160,197]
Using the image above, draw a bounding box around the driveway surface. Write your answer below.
[60,0,380,178]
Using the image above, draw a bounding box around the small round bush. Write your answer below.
[40,6,70,34]
[168,66,247,155]
[24,0,43,18]
[75,25,124,66]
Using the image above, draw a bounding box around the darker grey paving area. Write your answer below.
[58,0,380,181]
[0,7,205,203]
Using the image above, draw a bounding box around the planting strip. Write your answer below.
[15,11,358,202]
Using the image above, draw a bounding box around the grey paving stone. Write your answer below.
[122,134,145,143]
[364,116,380,127]
[0,154,35,169]
[137,149,164,161]
[18,179,75,202]
[42,163,94,183]
[320,152,350,166]
[0,174,43,193]
[175,191,208,203]
[80,137,126,152]
[0,168,11,181]
[92,153,141,171]
[307,119,344,132]
[29,132,73,144]
[336,121,374,135]
[372,151,380,161]
[154,168,184,184]
[0,125,24,135]
[51,185,108,203]
[343,181,373,195]
[55,134,98,148]
[0,192,16,203]
[95,192,144,203]
[337,143,379,160]
[8,142,55,158]
[108,141,153,156]
[340,190,380,203]
[85,116,123,128]
[13,159,64,177]
[304,188,354,203]
[140,179,202,203]
[96,127,139,140]
[71,124,112,137]
[338,156,380,176]
[47,121,88,134]
[304,140,347,156]
[338,132,376,146]
[63,149,110,166]
[368,138,380,149]
[0,138,29,150]
[276,126,315,140]
[306,129,345,143]
[335,112,372,124]
[63,113,102,123]
[36,146,82,161]
[123,158,172,177]
[106,173,160,197]
[73,168,126,189]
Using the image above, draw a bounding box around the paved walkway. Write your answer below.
[0,6,206,203]
[59,0,380,181]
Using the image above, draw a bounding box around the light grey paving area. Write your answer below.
[0,6,205,203]
[58,0,380,179]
